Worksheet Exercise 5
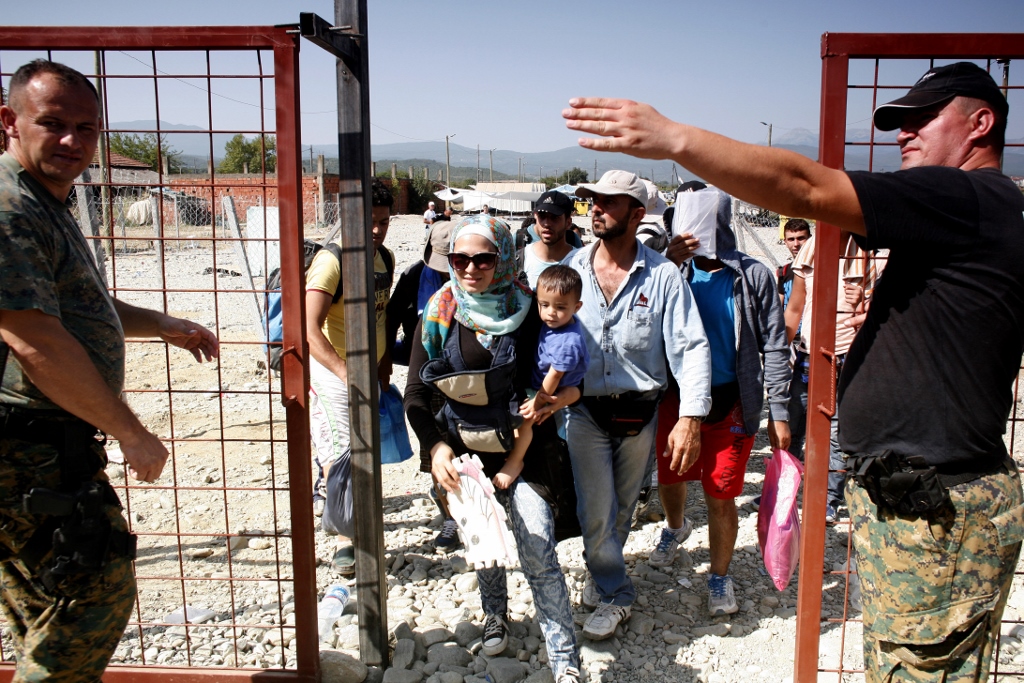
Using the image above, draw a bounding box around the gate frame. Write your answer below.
[794,32,1024,682]
[0,26,316,682]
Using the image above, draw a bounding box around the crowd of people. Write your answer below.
[1,56,1021,683]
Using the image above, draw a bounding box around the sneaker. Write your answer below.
[581,575,600,610]
[825,504,838,526]
[332,545,356,576]
[751,495,761,511]
[313,498,325,517]
[482,614,508,655]
[435,518,462,551]
[557,666,584,683]
[648,518,693,567]
[631,486,653,527]
[583,602,631,640]
[707,574,738,616]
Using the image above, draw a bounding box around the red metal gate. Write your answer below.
[794,33,1024,682]
[0,27,316,681]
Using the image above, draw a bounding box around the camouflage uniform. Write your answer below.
[848,462,1024,682]
[0,152,134,681]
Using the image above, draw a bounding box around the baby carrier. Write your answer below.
[419,329,521,455]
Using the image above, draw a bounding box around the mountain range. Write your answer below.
[112,120,1024,180]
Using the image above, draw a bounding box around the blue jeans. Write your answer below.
[789,351,846,509]
[476,479,579,679]
[563,404,658,606]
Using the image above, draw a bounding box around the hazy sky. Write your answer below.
[4,0,1024,152]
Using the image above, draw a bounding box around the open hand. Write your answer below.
[158,316,219,362]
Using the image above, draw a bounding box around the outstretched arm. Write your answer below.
[113,299,218,362]
[563,98,865,234]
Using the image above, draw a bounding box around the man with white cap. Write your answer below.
[423,201,436,233]
[635,178,669,253]
[565,170,710,640]
[563,61,1024,681]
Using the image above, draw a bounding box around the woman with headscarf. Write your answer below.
[405,215,583,683]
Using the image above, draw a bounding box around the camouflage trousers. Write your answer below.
[0,437,136,682]
[848,460,1024,682]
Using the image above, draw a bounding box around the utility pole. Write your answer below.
[489,148,495,182]
[445,133,455,188]
[518,157,523,183]
[594,160,598,183]
[760,121,773,147]
[476,144,480,184]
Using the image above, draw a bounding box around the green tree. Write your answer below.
[218,134,277,174]
[108,132,181,172]
[558,167,588,185]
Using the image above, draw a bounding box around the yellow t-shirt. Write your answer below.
[306,244,392,362]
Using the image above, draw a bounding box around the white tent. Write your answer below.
[435,184,546,214]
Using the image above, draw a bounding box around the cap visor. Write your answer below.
[873,92,955,131]
[574,183,632,199]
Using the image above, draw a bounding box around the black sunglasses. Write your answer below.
[448,251,498,271]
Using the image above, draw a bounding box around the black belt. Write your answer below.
[0,404,106,485]
[0,405,103,449]
[931,456,1009,489]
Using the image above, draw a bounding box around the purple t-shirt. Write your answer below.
[531,317,590,390]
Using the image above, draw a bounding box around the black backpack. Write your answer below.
[264,240,394,370]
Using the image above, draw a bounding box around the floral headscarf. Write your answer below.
[421,215,532,358]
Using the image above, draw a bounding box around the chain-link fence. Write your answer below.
[69,184,333,256]
[730,198,797,271]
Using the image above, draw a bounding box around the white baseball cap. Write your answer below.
[575,170,649,207]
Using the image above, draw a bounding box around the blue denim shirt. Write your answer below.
[568,241,712,418]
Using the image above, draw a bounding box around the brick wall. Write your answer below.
[166,174,411,223]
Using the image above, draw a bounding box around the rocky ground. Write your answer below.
[7,213,1023,683]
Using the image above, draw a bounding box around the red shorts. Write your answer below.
[656,389,755,499]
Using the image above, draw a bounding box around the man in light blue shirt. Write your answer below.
[564,170,711,640]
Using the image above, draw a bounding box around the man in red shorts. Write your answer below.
[650,187,791,616]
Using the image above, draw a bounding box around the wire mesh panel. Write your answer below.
[794,34,1024,683]
[0,27,316,682]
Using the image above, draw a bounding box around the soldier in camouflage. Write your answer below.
[0,60,218,681]
[563,61,1024,681]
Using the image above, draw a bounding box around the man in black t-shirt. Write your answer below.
[563,61,1023,681]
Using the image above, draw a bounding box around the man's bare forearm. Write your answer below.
[112,298,164,338]
[562,98,865,233]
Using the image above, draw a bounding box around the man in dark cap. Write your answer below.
[563,61,1023,681]
[518,190,579,289]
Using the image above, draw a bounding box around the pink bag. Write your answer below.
[758,448,804,591]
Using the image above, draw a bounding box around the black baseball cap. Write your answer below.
[534,190,574,216]
[873,62,1009,132]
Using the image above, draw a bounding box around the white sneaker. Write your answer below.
[581,575,600,610]
[707,573,739,616]
[583,603,630,640]
[648,518,693,567]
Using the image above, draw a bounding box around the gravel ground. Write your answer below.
[8,212,1023,683]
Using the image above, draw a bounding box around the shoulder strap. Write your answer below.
[325,243,345,304]
[515,246,530,287]
[380,246,395,279]
[326,244,396,305]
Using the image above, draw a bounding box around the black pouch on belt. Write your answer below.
[850,450,951,515]
[582,391,661,438]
